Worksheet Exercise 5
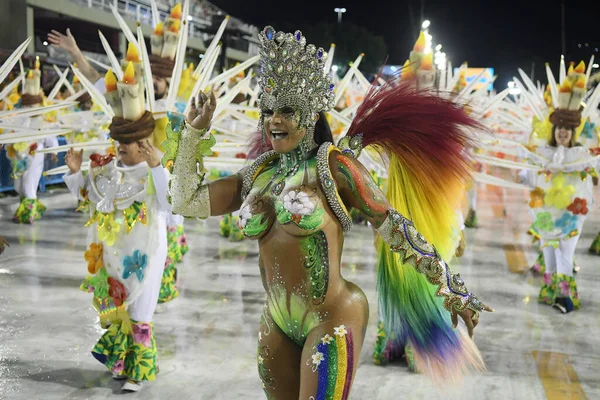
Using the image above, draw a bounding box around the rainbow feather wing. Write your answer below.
[346,80,485,380]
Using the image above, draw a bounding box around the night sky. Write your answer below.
[212,0,600,90]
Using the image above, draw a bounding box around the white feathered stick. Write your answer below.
[98,30,124,81]
[0,37,32,85]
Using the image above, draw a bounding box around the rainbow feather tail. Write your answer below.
[355,79,485,382]
[377,241,485,383]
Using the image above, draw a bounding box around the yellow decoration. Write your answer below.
[106,143,117,157]
[12,142,29,153]
[93,298,132,334]
[154,22,164,35]
[152,117,168,152]
[84,243,104,274]
[413,31,426,52]
[402,60,414,79]
[6,145,17,158]
[126,42,140,62]
[170,3,182,18]
[123,61,136,84]
[529,187,545,208]
[574,61,585,74]
[105,69,118,92]
[420,52,433,70]
[97,214,121,246]
[559,80,571,93]
[168,19,181,33]
[531,115,553,142]
[544,174,575,209]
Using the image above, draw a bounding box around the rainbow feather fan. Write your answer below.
[346,79,485,381]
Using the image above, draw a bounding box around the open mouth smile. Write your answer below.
[271,130,289,140]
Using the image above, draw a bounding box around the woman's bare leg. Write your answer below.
[258,305,303,399]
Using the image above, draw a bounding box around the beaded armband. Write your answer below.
[377,209,485,313]
[167,121,215,219]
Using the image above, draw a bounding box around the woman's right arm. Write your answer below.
[168,92,244,218]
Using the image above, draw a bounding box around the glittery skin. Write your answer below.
[257,306,278,394]
[326,338,338,397]
[169,122,212,219]
[332,333,347,400]
[341,330,354,400]
[377,209,485,313]
[309,327,354,400]
[299,232,329,305]
[335,154,388,221]
[315,343,328,400]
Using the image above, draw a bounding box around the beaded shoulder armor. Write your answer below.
[316,143,353,232]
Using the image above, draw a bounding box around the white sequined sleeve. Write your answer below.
[170,122,212,218]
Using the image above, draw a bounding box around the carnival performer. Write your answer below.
[519,61,597,313]
[165,26,491,399]
[49,7,190,306]
[6,61,59,224]
[63,56,169,391]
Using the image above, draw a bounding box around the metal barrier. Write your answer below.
[0,136,68,193]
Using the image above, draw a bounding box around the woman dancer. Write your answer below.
[165,27,491,398]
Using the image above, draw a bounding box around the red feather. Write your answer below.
[346,79,481,185]
[246,131,272,160]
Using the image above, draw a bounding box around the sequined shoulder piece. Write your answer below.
[316,142,353,232]
[241,151,279,201]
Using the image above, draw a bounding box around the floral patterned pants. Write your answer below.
[91,320,158,382]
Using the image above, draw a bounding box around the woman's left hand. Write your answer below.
[452,305,492,338]
[138,139,161,168]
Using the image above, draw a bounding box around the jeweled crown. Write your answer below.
[258,26,335,128]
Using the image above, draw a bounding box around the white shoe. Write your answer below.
[112,373,127,380]
[122,380,142,392]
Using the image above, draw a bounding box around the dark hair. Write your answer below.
[314,111,333,145]
[548,125,579,148]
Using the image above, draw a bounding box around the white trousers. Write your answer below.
[14,152,44,199]
[541,234,580,277]
[468,186,477,210]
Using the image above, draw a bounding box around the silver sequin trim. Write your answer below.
[316,143,352,232]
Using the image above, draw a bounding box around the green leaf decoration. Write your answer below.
[90,267,109,299]
[161,123,181,168]
[122,201,147,233]
[244,213,269,237]
[298,208,325,231]
[196,133,217,170]
[275,201,292,225]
